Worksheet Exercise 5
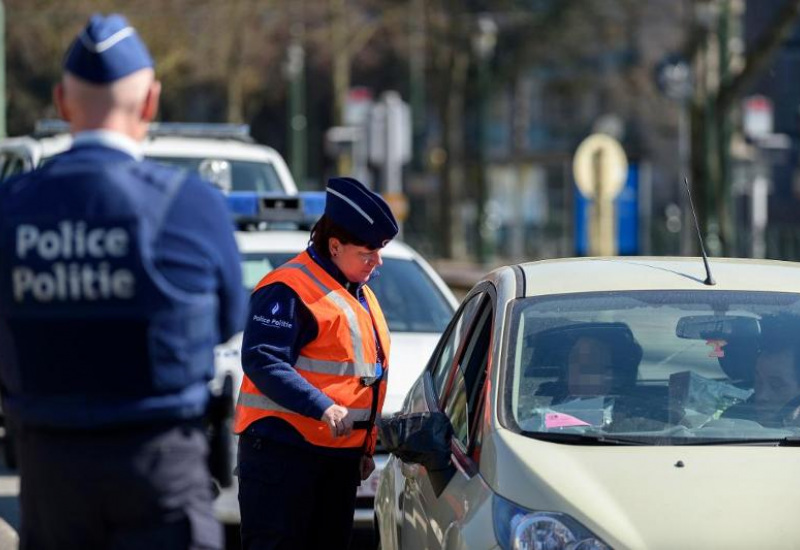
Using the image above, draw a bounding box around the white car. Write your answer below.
[212,229,459,527]
[0,121,298,196]
[375,256,800,550]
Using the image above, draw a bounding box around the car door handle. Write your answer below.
[400,462,420,479]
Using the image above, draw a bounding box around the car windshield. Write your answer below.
[150,156,285,193]
[241,253,453,333]
[504,290,800,445]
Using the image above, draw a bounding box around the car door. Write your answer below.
[399,284,496,550]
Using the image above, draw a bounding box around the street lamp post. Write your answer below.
[656,54,693,254]
[472,14,496,266]
[286,27,307,188]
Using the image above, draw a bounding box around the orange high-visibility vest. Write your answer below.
[234,251,390,454]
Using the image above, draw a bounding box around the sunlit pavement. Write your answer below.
[0,440,375,550]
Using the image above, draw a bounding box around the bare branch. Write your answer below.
[718,0,800,112]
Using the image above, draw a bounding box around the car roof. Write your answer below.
[234,230,417,260]
[514,256,800,296]
[141,136,285,162]
[0,129,298,194]
[3,133,285,163]
[0,135,71,161]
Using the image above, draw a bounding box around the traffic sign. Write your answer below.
[573,134,628,200]
[743,95,773,140]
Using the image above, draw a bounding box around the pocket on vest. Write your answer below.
[149,308,216,392]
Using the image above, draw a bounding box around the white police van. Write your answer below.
[213,193,460,528]
[0,120,298,196]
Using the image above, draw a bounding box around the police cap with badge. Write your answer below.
[64,13,153,83]
[325,177,399,249]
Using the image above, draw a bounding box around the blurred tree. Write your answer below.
[687,0,800,255]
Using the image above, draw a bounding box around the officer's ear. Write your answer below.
[140,80,161,123]
[329,237,343,258]
[53,82,71,122]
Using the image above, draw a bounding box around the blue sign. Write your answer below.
[574,164,639,256]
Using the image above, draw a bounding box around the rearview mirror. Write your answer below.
[676,315,759,340]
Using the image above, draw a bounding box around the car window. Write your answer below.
[369,259,454,333]
[0,153,9,180]
[504,289,800,445]
[442,301,493,449]
[241,252,295,290]
[429,294,484,399]
[240,252,455,333]
[443,370,470,446]
[150,156,286,193]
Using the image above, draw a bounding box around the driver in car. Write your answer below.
[724,314,800,427]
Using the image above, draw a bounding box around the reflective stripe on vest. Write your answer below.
[295,356,380,377]
[234,251,390,451]
[283,260,368,371]
[237,391,372,422]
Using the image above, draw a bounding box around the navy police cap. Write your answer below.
[325,177,399,249]
[64,13,154,84]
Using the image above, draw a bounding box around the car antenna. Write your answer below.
[683,176,715,286]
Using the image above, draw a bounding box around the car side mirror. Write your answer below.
[377,411,456,494]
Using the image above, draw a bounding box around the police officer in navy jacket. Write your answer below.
[235,177,398,549]
[0,14,244,549]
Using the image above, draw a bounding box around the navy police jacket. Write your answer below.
[0,132,245,429]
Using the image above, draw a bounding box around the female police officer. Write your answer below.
[234,177,398,549]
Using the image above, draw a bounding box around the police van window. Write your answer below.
[430,294,484,400]
[150,157,285,194]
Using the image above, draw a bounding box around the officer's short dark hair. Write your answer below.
[310,214,371,259]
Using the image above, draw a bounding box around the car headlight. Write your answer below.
[493,494,611,550]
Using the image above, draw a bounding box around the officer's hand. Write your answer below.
[321,404,353,437]
[359,455,375,481]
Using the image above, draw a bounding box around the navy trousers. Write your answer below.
[16,421,222,550]
[237,434,362,550]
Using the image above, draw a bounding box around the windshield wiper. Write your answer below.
[529,432,645,446]
[671,436,800,446]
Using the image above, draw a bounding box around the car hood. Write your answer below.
[215,331,439,417]
[383,333,440,415]
[487,428,800,549]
